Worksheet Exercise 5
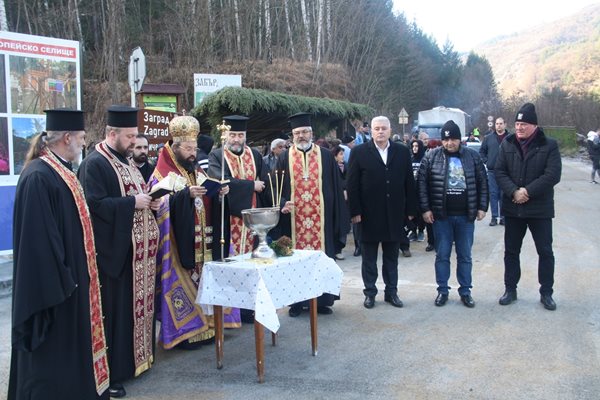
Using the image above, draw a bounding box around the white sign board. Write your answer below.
[0,31,82,253]
[194,73,242,106]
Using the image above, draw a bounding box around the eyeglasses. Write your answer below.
[181,146,199,152]
[292,129,312,136]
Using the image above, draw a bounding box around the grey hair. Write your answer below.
[371,116,390,126]
[270,138,286,150]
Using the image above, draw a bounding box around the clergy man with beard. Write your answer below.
[149,115,241,350]
[274,112,349,317]
[207,115,268,255]
[78,105,160,398]
[9,109,109,400]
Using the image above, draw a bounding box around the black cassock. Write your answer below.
[78,147,137,384]
[135,161,155,184]
[272,145,349,307]
[207,147,268,219]
[9,158,108,400]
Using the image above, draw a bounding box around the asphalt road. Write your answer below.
[0,159,599,399]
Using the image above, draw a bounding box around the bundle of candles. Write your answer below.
[268,170,285,207]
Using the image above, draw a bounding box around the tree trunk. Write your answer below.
[283,0,295,60]
[264,0,272,64]
[315,0,324,69]
[232,0,242,59]
[0,0,8,31]
[300,0,312,62]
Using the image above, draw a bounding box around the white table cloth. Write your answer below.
[196,250,343,333]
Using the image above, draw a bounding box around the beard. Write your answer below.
[132,153,147,164]
[227,143,243,153]
[175,151,196,173]
[295,140,312,151]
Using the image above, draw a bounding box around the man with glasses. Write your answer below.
[274,112,349,317]
[495,103,562,310]
[149,115,240,350]
[208,115,268,256]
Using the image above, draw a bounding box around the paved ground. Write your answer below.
[0,159,599,399]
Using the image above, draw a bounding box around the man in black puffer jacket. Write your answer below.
[495,103,562,311]
[417,120,488,308]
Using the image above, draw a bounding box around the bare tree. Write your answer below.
[232,0,242,59]
[300,0,313,62]
[0,0,8,31]
[283,0,295,60]
[264,0,272,64]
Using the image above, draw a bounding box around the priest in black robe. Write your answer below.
[78,106,160,399]
[9,109,110,400]
[274,113,349,317]
[207,115,268,255]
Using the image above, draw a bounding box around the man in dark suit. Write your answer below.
[347,116,418,309]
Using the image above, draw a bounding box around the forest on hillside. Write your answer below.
[3,0,599,136]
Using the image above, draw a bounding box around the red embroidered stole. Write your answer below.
[223,146,256,255]
[289,145,325,251]
[39,150,109,395]
[154,144,213,267]
[95,141,159,376]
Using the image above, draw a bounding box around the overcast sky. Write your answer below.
[392,0,600,52]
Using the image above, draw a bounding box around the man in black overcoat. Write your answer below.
[347,116,418,309]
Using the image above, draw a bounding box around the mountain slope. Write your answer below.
[475,3,600,97]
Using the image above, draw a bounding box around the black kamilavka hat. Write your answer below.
[223,115,250,132]
[107,105,139,128]
[44,108,85,131]
[289,112,312,129]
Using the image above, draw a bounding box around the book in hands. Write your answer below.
[148,172,187,199]
[197,174,229,197]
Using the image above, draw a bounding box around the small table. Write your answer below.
[196,249,343,382]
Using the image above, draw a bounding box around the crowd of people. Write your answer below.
[9,102,563,399]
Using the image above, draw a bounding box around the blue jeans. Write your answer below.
[488,170,502,219]
[432,215,475,295]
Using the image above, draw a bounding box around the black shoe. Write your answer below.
[540,294,556,310]
[460,294,475,308]
[499,217,505,225]
[489,218,498,226]
[401,249,411,258]
[288,305,302,317]
[384,293,404,308]
[434,293,448,307]
[499,290,517,305]
[425,244,435,252]
[109,383,126,398]
[363,296,375,309]
[353,248,361,257]
[317,305,333,314]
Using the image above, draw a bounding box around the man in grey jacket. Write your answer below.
[480,118,509,226]
[495,103,562,311]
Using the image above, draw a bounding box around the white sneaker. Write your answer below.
[335,253,345,260]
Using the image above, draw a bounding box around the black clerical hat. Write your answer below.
[44,108,84,131]
[289,113,312,129]
[107,105,139,128]
[223,115,249,132]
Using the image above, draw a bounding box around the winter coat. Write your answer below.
[417,145,488,222]
[494,129,561,219]
[347,140,418,242]
[479,131,509,170]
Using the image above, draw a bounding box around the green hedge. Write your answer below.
[544,126,577,155]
